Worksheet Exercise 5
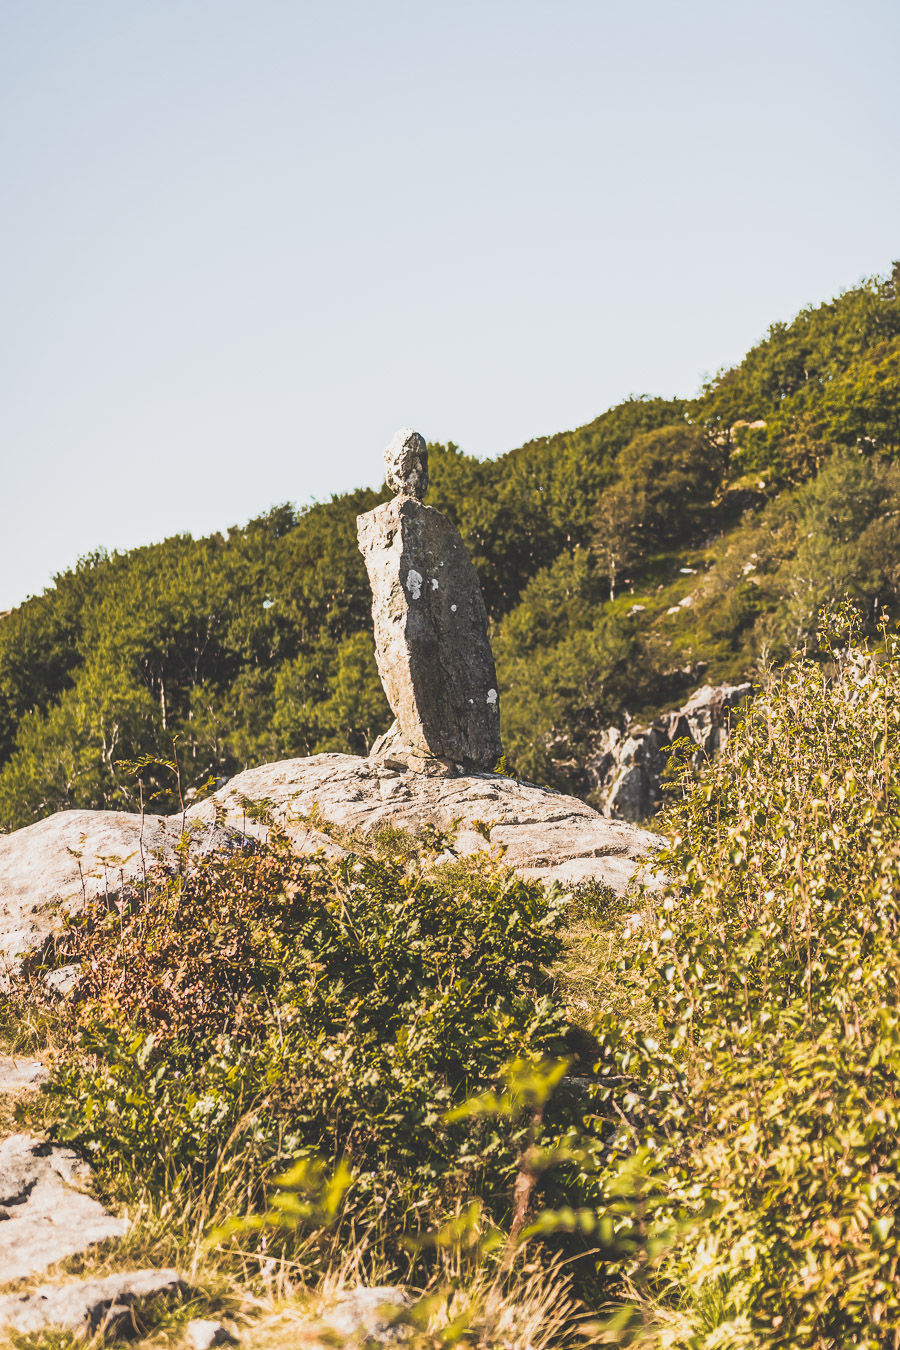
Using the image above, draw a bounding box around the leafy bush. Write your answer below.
[603,611,900,1345]
[44,831,575,1230]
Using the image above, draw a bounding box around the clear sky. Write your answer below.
[2,0,898,611]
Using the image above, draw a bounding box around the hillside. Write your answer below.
[1,264,898,830]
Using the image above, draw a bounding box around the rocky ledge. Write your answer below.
[0,753,664,977]
[589,681,752,819]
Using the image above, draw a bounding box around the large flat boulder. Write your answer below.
[185,753,664,891]
[0,1134,127,1283]
[0,755,663,976]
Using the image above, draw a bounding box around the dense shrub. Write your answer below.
[604,612,900,1346]
[43,832,575,1226]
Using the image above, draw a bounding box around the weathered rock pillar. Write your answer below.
[357,429,503,773]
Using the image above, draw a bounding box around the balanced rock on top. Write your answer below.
[357,429,502,773]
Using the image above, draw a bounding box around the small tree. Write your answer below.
[592,483,641,602]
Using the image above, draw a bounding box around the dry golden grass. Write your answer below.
[553,892,656,1038]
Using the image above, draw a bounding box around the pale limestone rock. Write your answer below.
[43,963,81,998]
[184,754,664,891]
[0,1057,48,1092]
[0,809,344,979]
[0,1269,181,1333]
[321,1285,411,1346]
[587,681,752,820]
[383,428,428,499]
[358,432,501,769]
[0,756,663,973]
[0,1134,127,1283]
[187,1317,238,1347]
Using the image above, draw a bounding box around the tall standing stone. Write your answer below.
[357,429,502,772]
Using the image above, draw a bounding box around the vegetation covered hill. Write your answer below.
[1,264,898,830]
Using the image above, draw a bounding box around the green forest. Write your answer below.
[1,263,899,832]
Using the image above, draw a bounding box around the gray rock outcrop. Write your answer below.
[0,808,344,980]
[358,429,502,771]
[0,1134,127,1283]
[383,426,429,499]
[185,754,664,892]
[0,755,664,974]
[588,682,752,820]
[0,1269,181,1334]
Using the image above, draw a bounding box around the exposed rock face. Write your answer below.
[588,682,752,820]
[319,1285,411,1347]
[358,430,502,771]
[185,754,664,893]
[0,1134,127,1283]
[0,756,664,973]
[0,808,342,979]
[187,1318,238,1348]
[0,1269,181,1334]
[0,1057,48,1092]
